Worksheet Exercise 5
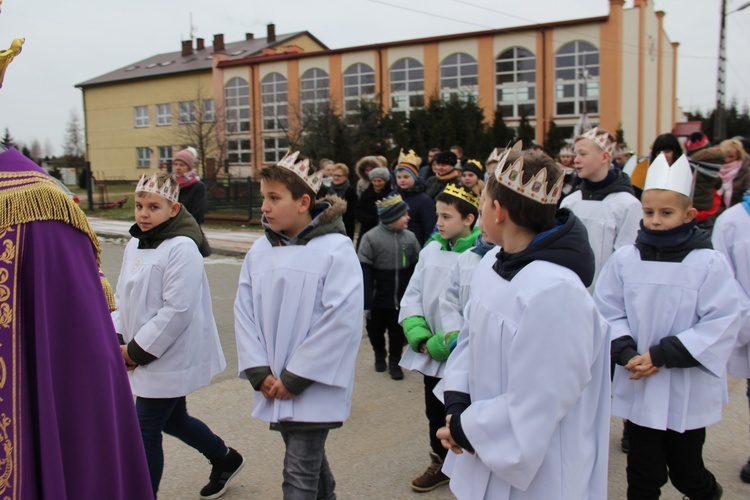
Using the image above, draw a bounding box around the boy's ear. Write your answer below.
[491,199,506,225]
[685,206,698,223]
[463,212,476,228]
[298,193,312,213]
[170,202,181,217]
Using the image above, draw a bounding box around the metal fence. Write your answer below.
[204,176,260,222]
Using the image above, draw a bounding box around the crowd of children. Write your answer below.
[104,129,750,499]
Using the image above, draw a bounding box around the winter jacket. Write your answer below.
[397,181,437,246]
[354,184,389,242]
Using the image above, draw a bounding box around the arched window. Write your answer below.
[389,57,424,119]
[261,72,288,131]
[224,77,249,133]
[300,68,330,124]
[554,41,599,116]
[495,47,536,118]
[440,53,478,102]
[343,63,376,118]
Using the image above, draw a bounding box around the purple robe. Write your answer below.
[0,148,153,499]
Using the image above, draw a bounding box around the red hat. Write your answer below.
[173,149,195,170]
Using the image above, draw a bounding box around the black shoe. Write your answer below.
[200,447,244,499]
[375,358,387,372]
[389,364,404,380]
[741,458,750,483]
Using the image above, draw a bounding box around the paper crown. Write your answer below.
[494,149,564,205]
[277,150,325,193]
[398,148,421,168]
[376,194,405,211]
[487,140,523,164]
[464,159,484,171]
[558,145,574,156]
[443,183,479,208]
[581,127,615,155]
[643,153,694,198]
[136,173,180,203]
[613,143,632,156]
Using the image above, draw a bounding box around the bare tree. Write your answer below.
[44,138,55,159]
[62,110,84,157]
[30,138,42,163]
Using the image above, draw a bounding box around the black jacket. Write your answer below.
[178,181,207,224]
[354,184,389,243]
[397,182,437,246]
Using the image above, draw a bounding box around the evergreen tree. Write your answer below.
[300,103,354,167]
[1,128,17,149]
[543,121,567,158]
[489,107,515,147]
[615,123,625,144]
[516,112,535,147]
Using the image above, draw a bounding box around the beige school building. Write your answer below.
[77,0,681,180]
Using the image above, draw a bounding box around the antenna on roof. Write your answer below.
[189,12,197,42]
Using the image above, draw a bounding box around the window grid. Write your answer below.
[300,68,330,124]
[263,136,289,163]
[134,106,149,128]
[158,146,172,168]
[156,104,171,126]
[554,40,600,116]
[202,99,215,122]
[179,101,196,124]
[225,78,250,132]
[389,58,424,119]
[136,147,151,168]
[343,63,376,118]
[495,47,536,119]
[440,53,478,102]
[227,139,251,164]
[261,73,288,132]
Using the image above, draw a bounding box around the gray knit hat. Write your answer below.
[369,167,390,181]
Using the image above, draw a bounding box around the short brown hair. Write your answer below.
[259,164,317,203]
[333,163,349,176]
[484,151,561,234]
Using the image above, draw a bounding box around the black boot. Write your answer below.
[388,356,403,380]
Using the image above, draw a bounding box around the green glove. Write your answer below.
[426,331,453,361]
[403,316,432,352]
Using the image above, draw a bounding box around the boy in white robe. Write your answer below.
[595,153,740,500]
[711,189,750,483]
[114,171,242,499]
[438,151,611,499]
[399,184,480,492]
[234,152,363,499]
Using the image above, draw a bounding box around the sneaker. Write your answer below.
[374,358,387,372]
[410,452,449,492]
[741,458,750,483]
[200,447,244,499]
[389,364,404,380]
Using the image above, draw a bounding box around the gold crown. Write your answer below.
[465,159,484,171]
[136,173,179,203]
[443,183,479,207]
[376,194,405,210]
[494,152,564,205]
[398,148,421,168]
[581,128,615,155]
[277,150,325,193]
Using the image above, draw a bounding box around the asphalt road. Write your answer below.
[100,241,750,499]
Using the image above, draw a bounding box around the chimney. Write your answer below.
[245,32,254,41]
[213,34,225,52]
[181,40,193,57]
[267,23,276,43]
[196,37,205,50]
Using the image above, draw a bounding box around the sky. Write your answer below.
[1,0,749,155]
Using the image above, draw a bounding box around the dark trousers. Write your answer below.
[366,308,405,362]
[424,375,447,460]
[626,421,717,500]
[136,396,227,496]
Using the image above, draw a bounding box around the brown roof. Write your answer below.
[219,15,608,68]
[76,31,327,88]
[671,121,703,137]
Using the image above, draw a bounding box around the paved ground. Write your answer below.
[96,225,750,500]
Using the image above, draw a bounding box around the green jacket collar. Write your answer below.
[427,226,480,253]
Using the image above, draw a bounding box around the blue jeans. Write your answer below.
[280,429,336,500]
[136,396,227,496]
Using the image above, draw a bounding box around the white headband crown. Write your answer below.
[277,150,324,193]
[136,173,179,203]
[643,152,694,198]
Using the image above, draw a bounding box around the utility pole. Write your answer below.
[714,0,727,142]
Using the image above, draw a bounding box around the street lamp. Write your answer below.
[714,0,750,142]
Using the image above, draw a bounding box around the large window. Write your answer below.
[156,104,171,126]
[227,138,251,164]
[554,40,599,116]
[343,63,375,118]
[300,68,330,124]
[136,147,151,168]
[389,57,424,119]
[495,47,536,118]
[440,53,478,102]
[225,78,249,133]
[158,146,172,169]
[179,101,196,124]
[134,106,149,128]
[261,73,288,131]
[264,136,289,163]
[202,99,215,122]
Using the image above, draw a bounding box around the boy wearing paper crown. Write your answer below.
[561,127,642,290]
[399,183,480,492]
[437,149,610,499]
[594,153,740,500]
[114,171,243,499]
[234,151,363,499]
[357,194,421,379]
